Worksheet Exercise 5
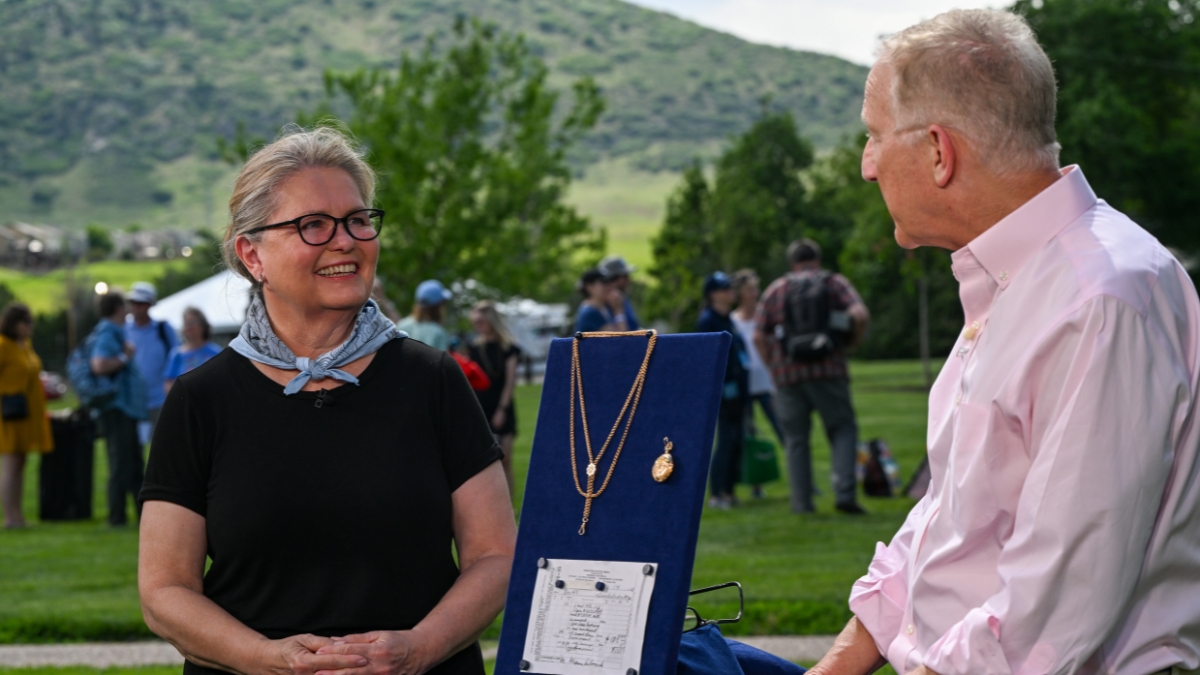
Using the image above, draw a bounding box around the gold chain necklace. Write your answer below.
[569,330,657,535]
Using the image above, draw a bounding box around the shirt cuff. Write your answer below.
[848,541,909,658]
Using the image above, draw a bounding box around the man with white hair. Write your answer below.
[810,9,1200,675]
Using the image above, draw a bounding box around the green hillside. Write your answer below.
[0,0,867,232]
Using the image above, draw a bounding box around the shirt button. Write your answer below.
[955,393,962,406]
[999,271,1009,282]
[907,624,915,635]
[963,321,981,340]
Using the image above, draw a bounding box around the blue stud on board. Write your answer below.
[642,564,654,576]
[555,580,565,589]
[595,581,606,591]
[537,558,548,569]
[519,660,530,671]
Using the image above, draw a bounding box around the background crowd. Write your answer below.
[0,236,884,530]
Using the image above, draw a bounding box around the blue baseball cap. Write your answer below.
[703,271,732,297]
[415,279,452,306]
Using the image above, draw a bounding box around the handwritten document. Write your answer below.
[521,559,657,675]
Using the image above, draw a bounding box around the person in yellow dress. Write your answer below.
[0,303,53,529]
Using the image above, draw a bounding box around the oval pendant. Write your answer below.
[652,453,674,482]
[586,462,597,477]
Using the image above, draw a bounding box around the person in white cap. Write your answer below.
[125,281,178,445]
[396,279,452,351]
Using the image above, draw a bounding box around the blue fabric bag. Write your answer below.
[726,639,808,675]
[678,624,807,675]
[677,625,745,675]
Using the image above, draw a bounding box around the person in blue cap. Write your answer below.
[397,279,452,350]
[696,271,749,509]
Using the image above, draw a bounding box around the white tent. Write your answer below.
[149,270,251,339]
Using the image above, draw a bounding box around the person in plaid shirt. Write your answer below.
[755,239,870,514]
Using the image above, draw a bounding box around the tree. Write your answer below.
[646,107,815,330]
[85,224,113,262]
[1014,0,1200,263]
[709,106,814,282]
[153,229,224,298]
[305,17,606,308]
[644,161,714,329]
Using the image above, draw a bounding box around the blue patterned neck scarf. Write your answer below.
[229,291,406,395]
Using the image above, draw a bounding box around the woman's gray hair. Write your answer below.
[222,124,376,283]
[877,9,1061,175]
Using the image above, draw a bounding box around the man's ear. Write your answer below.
[234,236,263,282]
[927,124,956,188]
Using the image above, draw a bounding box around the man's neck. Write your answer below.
[791,262,820,274]
[949,167,1063,250]
[133,315,152,327]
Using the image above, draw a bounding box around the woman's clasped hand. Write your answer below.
[264,634,368,675]
[310,631,431,675]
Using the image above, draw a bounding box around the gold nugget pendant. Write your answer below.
[652,437,675,482]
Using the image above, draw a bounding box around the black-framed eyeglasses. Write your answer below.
[245,208,385,246]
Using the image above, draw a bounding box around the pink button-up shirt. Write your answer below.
[849,167,1200,675]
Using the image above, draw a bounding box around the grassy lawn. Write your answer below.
[0,359,937,644]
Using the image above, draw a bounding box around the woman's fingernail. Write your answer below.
[357,659,368,666]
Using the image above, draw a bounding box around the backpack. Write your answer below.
[782,270,836,362]
[857,438,900,498]
[66,329,119,409]
[155,320,173,355]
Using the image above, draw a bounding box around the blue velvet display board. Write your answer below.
[496,332,731,675]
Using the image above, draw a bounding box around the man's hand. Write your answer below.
[315,630,431,675]
[491,409,506,430]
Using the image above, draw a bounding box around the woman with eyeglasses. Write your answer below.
[138,127,515,675]
[0,303,52,529]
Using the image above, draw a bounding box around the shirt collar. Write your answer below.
[953,165,1097,290]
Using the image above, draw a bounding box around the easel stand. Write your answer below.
[495,332,731,675]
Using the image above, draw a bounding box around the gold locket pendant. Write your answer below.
[652,437,674,482]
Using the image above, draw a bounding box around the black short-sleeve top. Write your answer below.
[141,338,502,675]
